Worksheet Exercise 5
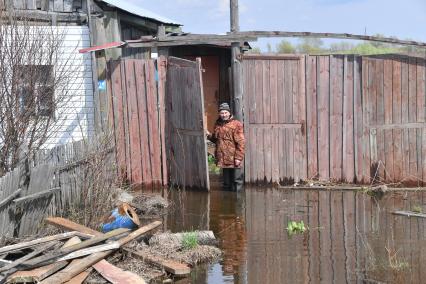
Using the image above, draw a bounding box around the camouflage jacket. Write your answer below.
[208,117,245,168]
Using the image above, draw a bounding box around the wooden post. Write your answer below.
[230,0,243,121]
[86,0,102,132]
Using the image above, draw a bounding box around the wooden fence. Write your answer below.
[0,139,115,238]
[242,54,426,185]
[106,59,167,188]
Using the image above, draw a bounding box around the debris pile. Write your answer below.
[0,214,221,284]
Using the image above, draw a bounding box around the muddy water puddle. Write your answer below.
[162,187,426,284]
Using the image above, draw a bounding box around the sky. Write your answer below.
[128,0,426,51]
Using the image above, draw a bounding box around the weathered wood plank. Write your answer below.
[53,0,63,11]
[361,57,371,183]
[375,59,385,181]
[0,232,78,255]
[7,237,82,283]
[343,56,355,182]
[40,221,162,284]
[353,56,364,183]
[124,60,143,185]
[157,57,168,186]
[145,60,162,186]
[45,217,102,236]
[401,58,410,181]
[330,55,343,181]
[299,56,307,180]
[120,61,132,183]
[318,191,332,282]
[306,56,318,179]
[110,61,127,180]
[408,58,418,182]
[134,60,152,186]
[317,56,330,180]
[93,259,146,284]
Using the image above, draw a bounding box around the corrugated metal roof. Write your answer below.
[101,0,181,26]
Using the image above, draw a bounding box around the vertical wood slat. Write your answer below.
[306,56,318,179]
[157,57,168,186]
[53,0,63,11]
[317,56,330,181]
[109,61,127,180]
[361,57,371,183]
[145,60,162,186]
[124,60,143,184]
[343,56,355,182]
[26,0,37,9]
[383,59,394,182]
[354,56,364,183]
[375,59,385,181]
[330,55,344,181]
[418,59,426,185]
[299,56,307,180]
[401,58,410,182]
[408,58,418,182]
[134,60,152,186]
[120,61,132,183]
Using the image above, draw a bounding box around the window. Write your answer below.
[14,65,54,117]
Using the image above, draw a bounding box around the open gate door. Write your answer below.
[165,57,210,190]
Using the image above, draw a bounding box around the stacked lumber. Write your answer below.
[0,217,194,284]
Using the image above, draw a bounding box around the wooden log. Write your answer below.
[122,248,190,276]
[45,217,102,236]
[7,237,82,283]
[40,221,162,284]
[93,259,146,284]
[0,232,77,255]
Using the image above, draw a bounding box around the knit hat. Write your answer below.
[218,102,231,112]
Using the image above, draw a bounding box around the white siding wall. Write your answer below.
[44,26,95,148]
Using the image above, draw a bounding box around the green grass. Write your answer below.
[208,155,220,175]
[412,205,422,213]
[182,231,198,250]
[286,220,307,236]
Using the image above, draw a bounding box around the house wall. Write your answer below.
[44,25,94,148]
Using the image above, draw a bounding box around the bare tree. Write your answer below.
[0,8,81,175]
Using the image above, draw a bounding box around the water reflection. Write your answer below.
[164,187,426,284]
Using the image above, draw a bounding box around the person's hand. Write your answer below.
[205,130,211,136]
[235,159,242,167]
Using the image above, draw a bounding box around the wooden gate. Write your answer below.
[362,56,426,185]
[242,55,307,183]
[242,54,426,185]
[165,57,210,190]
[106,59,167,188]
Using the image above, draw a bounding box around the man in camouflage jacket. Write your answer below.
[207,103,245,191]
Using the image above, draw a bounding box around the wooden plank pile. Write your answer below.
[0,217,192,284]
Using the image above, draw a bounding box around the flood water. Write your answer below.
[163,186,426,284]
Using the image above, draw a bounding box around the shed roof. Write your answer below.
[100,0,181,26]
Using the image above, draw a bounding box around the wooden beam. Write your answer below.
[56,243,120,261]
[93,259,146,284]
[368,122,426,130]
[22,228,129,268]
[0,242,58,273]
[1,9,87,23]
[0,188,22,210]
[40,221,162,284]
[7,237,82,283]
[234,31,426,47]
[12,187,60,206]
[393,211,426,218]
[45,217,102,236]
[0,232,78,255]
